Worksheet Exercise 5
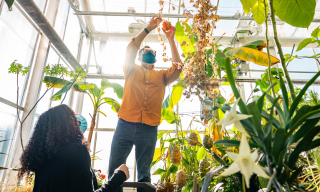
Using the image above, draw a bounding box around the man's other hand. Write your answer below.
[146,16,162,31]
[162,26,176,41]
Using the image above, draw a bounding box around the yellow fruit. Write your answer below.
[176,170,187,187]
[199,159,210,176]
[170,145,181,164]
[189,132,198,146]
[203,135,213,149]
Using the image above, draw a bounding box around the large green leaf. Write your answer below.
[226,47,280,66]
[103,97,121,113]
[162,95,170,109]
[196,147,206,161]
[272,128,286,165]
[251,0,269,24]
[161,108,178,124]
[50,83,73,101]
[273,0,316,28]
[73,82,95,92]
[43,76,71,88]
[296,38,316,51]
[110,83,124,99]
[175,21,196,55]
[169,85,184,110]
[101,78,124,99]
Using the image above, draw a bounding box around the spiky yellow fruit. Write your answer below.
[199,159,210,176]
[176,170,187,187]
[189,132,198,146]
[203,135,213,149]
[170,145,181,164]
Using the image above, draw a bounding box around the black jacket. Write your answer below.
[33,143,126,192]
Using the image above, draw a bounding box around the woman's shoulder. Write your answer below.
[60,143,88,155]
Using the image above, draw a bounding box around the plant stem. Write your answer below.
[269,0,296,101]
[242,174,246,192]
[263,0,276,99]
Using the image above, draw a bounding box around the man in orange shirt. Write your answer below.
[108,16,182,192]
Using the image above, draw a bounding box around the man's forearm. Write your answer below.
[168,38,181,63]
[133,26,153,48]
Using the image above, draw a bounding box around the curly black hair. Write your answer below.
[18,104,84,179]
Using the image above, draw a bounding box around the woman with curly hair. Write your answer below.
[18,104,129,192]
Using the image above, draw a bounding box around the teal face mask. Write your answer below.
[76,115,87,133]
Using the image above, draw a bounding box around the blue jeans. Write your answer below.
[108,118,158,192]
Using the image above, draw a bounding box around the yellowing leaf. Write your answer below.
[98,110,107,117]
[226,47,280,66]
[153,148,162,162]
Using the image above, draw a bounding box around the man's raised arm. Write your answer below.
[123,16,162,78]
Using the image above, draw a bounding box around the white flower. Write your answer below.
[220,134,270,188]
[217,98,251,135]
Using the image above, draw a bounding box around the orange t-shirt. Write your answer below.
[118,38,182,126]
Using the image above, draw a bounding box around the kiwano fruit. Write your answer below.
[170,145,181,164]
[176,170,187,187]
[189,132,198,146]
[203,135,213,149]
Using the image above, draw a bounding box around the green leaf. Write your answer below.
[223,47,233,53]
[72,82,95,92]
[261,110,281,129]
[103,97,121,113]
[265,94,285,120]
[311,27,320,38]
[175,21,196,55]
[243,40,265,50]
[246,102,263,136]
[305,138,320,151]
[162,95,170,109]
[161,108,178,124]
[215,140,259,148]
[5,0,14,10]
[152,168,167,175]
[166,164,178,178]
[288,126,320,168]
[50,83,73,101]
[215,52,226,68]
[101,78,111,88]
[110,83,124,99]
[272,128,286,165]
[296,38,316,51]
[273,0,316,28]
[224,57,248,114]
[157,131,166,140]
[181,181,193,192]
[289,70,320,118]
[196,147,206,161]
[251,0,269,24]
[277,70,289,119]
[169,85,184,110]
[287,118,318,147]
[240,0,252,14]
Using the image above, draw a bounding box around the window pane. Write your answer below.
[0,5,38,104]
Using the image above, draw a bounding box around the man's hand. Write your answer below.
[115,164,130,180]
[162,26,176,41]
[146,16,162,31]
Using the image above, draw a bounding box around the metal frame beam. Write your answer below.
[85,73,320,85]
[91,33,320,48]
[15,0,82,70]
[73,11,320,23]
